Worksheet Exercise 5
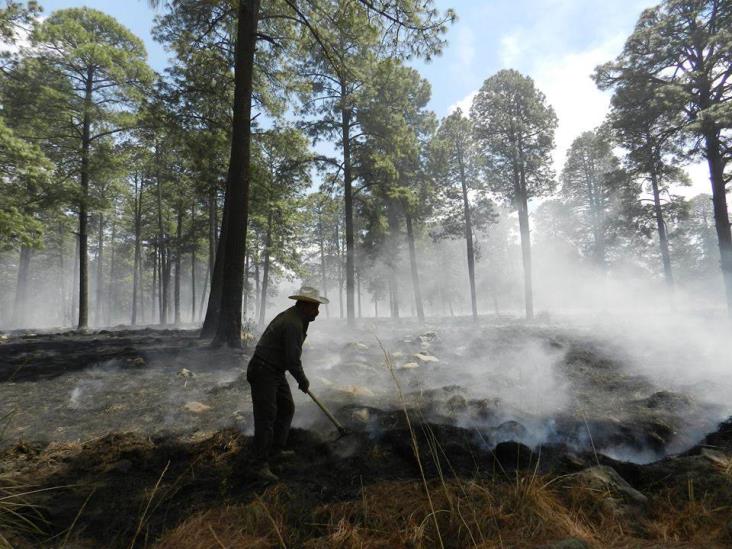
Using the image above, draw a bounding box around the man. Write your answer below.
[246,286,329,481]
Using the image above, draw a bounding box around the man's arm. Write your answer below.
[284,322,309,392]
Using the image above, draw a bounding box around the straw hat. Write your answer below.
[288,286,330,304]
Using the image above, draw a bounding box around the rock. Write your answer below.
[399,362,420,369]
[127,357,146,368]
[493,441,534,470]
[351,408,370,423]
[184,401,211,413]
[413,353,439,363]
[391,351,405,358]
[574,465,648,506]
[538,539,588,549]
[446,394,467,413]
[420,331,438,341]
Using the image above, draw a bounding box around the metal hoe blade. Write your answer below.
[307,389,352,439]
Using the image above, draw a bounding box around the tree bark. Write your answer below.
[191,202,197,323]
[457,143,478,321]
[208,0,260,347]
[106,214,117,326]
[650,170,674,287]
[152,243,158,324]
[156,156,168,326]
[387,202,400,319]
[404,210,425,322]
[12,246,32,326]
[131,173,142,326]
[318,207,329,318]
[242,247,249,320]
[703,129,732,316]
[72,234,79,324]
[95,213,104,326]
[258,211,272,329]
[198,261,209,323]
[175,205,182,325]
[341,93,355,325]
[254,239,260,322]
[78,67,93,330]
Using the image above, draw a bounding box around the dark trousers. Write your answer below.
[247,357,295,464]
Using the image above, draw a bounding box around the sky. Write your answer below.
[35,0,711,197]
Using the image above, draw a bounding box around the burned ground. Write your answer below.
[0,321,731,547]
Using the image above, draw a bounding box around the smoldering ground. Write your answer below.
[1,316,732,548]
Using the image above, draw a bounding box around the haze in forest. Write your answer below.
[0,0,729,370]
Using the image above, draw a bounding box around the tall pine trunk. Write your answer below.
[703,129,732,316]
[209,0,261,347]
[191,202,197,323]
[650,170,674,287]
[258,212,272,329]
[72,235,79,324]
[152,244,158,324]
[95,213,104,326]
[457,144,478,320]
[200,187,219,334]
[242,247,249,320]
[318,209,329,318]
[404,210,425,322]
[78,67,93,329]
[12,246,32,326]
[340,90,355,324]
[106,215,117,326]
[131,173,142,326]
[513,154,535,320]
[387,202,400,319]
[175,206,182,325]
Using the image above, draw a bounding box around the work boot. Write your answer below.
[252,463,279,483]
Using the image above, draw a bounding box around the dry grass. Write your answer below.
[155,485,290,549]
[643,486,731,546]
[308,475,604,548]
[0,476,50,548]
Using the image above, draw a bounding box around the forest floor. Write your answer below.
[0,318,731,547]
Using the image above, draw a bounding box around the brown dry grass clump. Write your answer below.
[153,473,732,548]
[156,485,289,549]
[643,486,731,547]
[307,475,604,548]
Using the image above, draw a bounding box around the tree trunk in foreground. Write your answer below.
[650,170,674,288]
[704,129,732,317]
[77,69,93,330]
[12,246,32,327]
[341,96,355,325]
[517,193,534,320]
[457,145,478,321]
[258,211,272,329]
[405,210,425,322]
[95,214,104,326]
[209,0,261,347]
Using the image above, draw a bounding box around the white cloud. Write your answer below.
[447,90,477,116]
[499,32,523,68]
[532,37,625,173]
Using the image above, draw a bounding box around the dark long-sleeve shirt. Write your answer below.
[252,306,309,385]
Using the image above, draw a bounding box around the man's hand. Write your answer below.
[298,377,310,394]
